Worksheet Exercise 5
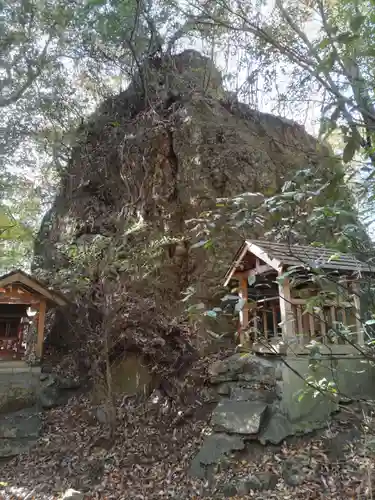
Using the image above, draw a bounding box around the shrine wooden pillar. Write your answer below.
[239,277,249,345]
[278,270,295,345]
[35,300,47,359]
[351,282,364,345]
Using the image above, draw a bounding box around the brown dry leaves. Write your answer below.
[1,366,375,500]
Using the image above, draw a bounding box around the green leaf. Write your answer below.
[190,240,209,249]
[318,38,330,49]
[336,32,357,44]
[87,0,107,6]
[0,207,15,230]
[350,15,366,32]
[343,137,358,163]
[317,52,336,73]
[328,253,341,262]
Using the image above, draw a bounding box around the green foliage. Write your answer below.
[190,0,375,217]
[1,0,374,311]
[295,374,338,403]
[0,172,42,272]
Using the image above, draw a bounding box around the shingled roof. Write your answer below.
[224,239,374,286]
[0,269,68,306]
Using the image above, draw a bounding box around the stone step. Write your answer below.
[0,407,41,439]
[0,437,38,458]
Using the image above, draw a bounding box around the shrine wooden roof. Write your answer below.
[224,239,374,286]
[0,269,68,306]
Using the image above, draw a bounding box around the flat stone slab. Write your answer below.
[212,400,268,434]
[0,407,41,439]
[0,438,38,458]
[259,411,294,445]
[209,354,278,384]
[189,433,245,478]
[230,387,277,404]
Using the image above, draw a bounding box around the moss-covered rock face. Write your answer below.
[33,50,360,319]
[0,369,40,414]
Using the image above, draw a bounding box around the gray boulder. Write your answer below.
[40,373,57,387]
[230,387,277,404]
[39,385,61,408]
[58,376,81,390]
[0,407,41,439]
[209,354,278,385]
[189,433,245,478]
[0,438,38,458]
[0,407,41,458]
[39,373,81,409]
[212,400,268,434]
[259,409,294,445]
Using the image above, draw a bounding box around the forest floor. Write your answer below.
[1,393,375,500]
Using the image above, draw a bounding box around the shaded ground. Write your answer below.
[1,394,375,499]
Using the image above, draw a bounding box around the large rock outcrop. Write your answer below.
[33,50,357,321]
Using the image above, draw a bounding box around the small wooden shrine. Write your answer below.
[0,270,68,362]
[224,240,374,354]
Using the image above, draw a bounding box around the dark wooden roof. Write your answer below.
[224,239,374,285]
[0,269,68,306]
[249,240,373,272]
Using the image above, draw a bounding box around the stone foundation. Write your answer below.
[0,363,41,414]
[190,351,375,478]
[0,363,42,458]
[0,362,84,458]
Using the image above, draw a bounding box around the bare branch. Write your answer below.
[0,31,53,108]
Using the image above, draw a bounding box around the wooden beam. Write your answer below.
[291,298,353,308]
[238,278,249,345]
[278,270,295,343]
[341,308,347,326]
[351,282,364,345]
[0,272,67,306]
[0,298,40,305]
[35,300,46,359]
[330,306,337,343]
[257,296,280,304]
[253,308,258,340]
[253,264,274,276]
[233,271,249,280]
[233,264,274,280]
[223,244,250,286]
[296,306,303,336]
[319,310,326,341]
[272,305,278,336]
[0,287,40,303]
[245,241,282,270]
[308,313,315,339]
[262,310,268,339]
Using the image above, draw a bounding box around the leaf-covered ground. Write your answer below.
[1,392,375,499]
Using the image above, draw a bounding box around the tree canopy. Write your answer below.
[1,0,375,272]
